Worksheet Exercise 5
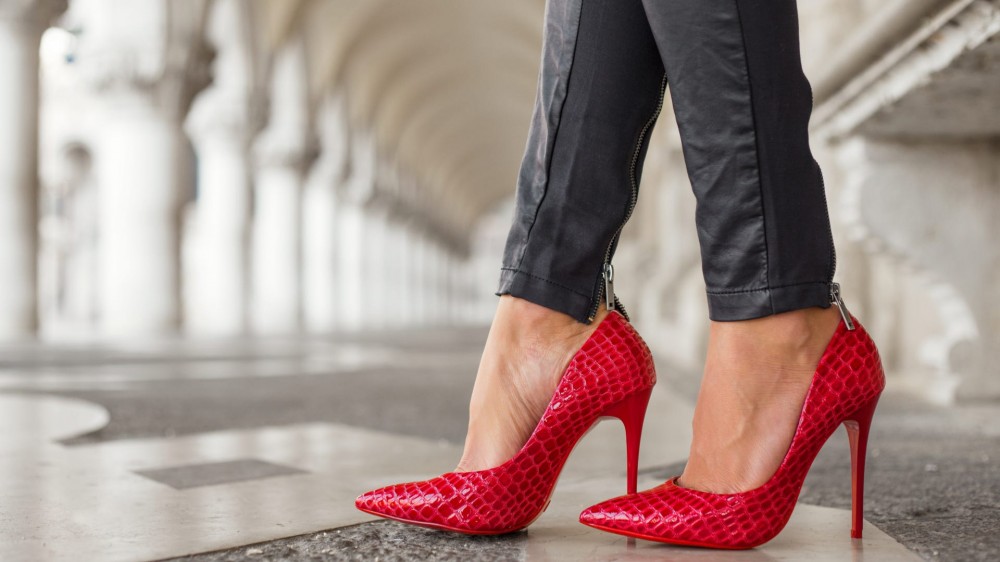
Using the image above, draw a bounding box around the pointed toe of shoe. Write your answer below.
[579,481,699,543]
[355,476,476,529]
[579,495,646,534]
[354,475,510,533]
[355,485,392,516]
[355,483,418,520]
[579,480,779,549]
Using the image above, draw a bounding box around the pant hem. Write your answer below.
[496,268,595,324]
[706,281,831,321]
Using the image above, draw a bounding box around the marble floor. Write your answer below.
[0,328,995,561]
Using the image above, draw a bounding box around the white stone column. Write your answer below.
[251,40,312,335]
[78,1,208,338]
[425,233,440,324]
[334,130,377,331]
[411,228,430,324]
[384,213,410,327]
[183,0,258,336]
[446,251,460,324]
[460,255,478,323]
[303,94,349,334]
[439,246,453,323]
[424,236,442,325]
[447,251,467,324]
[361,202,393,329]
[390,177,420,326]
[446,253,460,324]
[436,242,449,324]
[97,99,188,336]
[302,173,339,333]
[438,244,450,324]
[393,219,417,326]
[185,106,253,335]
[0,0,65,339]
[335,199,366,331]
[253,152,305,334]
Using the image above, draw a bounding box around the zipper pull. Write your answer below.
[603,263,615,312]
[830,282,856,331]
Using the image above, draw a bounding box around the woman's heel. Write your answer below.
[603,388,653,494]
[844,393,880,539]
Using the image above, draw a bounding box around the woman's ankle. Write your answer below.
[708,306,841,369]
[496,295,607,341]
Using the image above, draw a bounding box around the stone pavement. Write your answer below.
[0,327,995,561]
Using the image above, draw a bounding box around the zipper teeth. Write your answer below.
[612,295,629,322]
[587,73,669,322]
[810,85,837,283]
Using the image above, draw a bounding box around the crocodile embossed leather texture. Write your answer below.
[355,311,657,534]
[579,317,885,549]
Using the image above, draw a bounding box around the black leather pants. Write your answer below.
[497,0,837,323]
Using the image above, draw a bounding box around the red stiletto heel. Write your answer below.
[356,311,657,534]
[580,304,886,549]
[603,388,653,494]
[845,393,879,539]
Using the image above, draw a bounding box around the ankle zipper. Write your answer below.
[586,74,668,324]
[830,282,856,331]
[604,263,616,312]
[601,263,630,321]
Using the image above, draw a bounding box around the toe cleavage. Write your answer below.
[356,311,657,534]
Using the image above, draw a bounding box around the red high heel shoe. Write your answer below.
[356,310,656,534]
[579,308,885,549]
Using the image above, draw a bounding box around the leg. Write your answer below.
[498,0,666,324]
[460,0,666,472]
[641,0,834,318]
[638,0,842,492]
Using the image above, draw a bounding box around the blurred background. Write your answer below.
[2,0,998,403]
[1,1,999,560]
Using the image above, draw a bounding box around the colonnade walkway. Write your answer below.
[0,328,995,561]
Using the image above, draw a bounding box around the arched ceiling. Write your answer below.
[252,0,545,230]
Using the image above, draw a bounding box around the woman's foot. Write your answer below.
[677,306,842,494]
[455,295,608,472]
